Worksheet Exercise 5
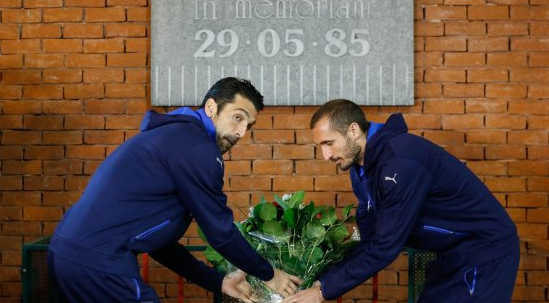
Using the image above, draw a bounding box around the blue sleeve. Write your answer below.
[150,242,225,292]
[319,159,432,299]
[171,143,274,282]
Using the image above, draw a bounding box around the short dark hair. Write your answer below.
[310,99,369,135]
[200,77,264,113]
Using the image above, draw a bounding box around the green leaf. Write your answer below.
[283,208,298,228]
[274,195,289,210]
[287,191,305,208]
[342,204,354,219]
[262,220,284,236]
[326,225,349,243]
[204,246,224,262]
[311,206,327,220]
[305,223,325,239]
[301,246,323,264]
[259,203,277,221]
[319,207,337,226]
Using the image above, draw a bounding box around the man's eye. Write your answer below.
[234,114,242,121]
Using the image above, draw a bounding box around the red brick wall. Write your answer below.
[1,0,548,302]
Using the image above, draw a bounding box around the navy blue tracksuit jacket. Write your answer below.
[48,108,273,302]
[319,114,519,302]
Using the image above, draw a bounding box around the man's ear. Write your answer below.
[348,122,360,139]
[204,98,218,118]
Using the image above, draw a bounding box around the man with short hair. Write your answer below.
[48,77,301,303]
[284,99,519,303]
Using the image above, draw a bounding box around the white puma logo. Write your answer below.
[385,173,397,184]
[216,157,223,168]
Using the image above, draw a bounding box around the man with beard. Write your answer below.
[283,99,519,303]
[48,77,301,303]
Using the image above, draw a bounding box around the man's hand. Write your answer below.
[282,285,324,303]
[264,268,302,298]
[221,270,254,303]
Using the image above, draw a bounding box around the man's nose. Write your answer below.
[235,124,247,138]
[321,146,332,161]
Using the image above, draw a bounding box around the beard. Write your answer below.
[217,134,239,155]
[337,135,362,171]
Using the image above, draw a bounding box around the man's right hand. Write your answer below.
[264,268,302,298]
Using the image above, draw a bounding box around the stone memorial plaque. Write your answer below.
[152,0,413,106]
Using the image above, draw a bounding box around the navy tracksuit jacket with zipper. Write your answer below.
[319,113,519,302]
[48,108,274,302]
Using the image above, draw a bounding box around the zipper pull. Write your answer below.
[367,199,372,212]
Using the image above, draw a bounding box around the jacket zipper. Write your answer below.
[134,220,171,240]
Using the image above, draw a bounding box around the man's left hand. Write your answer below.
[282,285,324,303]
[221,270,254,303]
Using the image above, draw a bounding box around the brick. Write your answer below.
[84,99,125,114]
[512,38,549,51]
[517,224,547,239]
[107,53,146,67]
[488,22,528,36]
[528,84,549,98]
[425,6,466,20]
[487,53,527,66]
[127,7,149,21]
[42,101,82,115]
[105,83,145,97]
[0,54,23,68]
[3,221,41,236]
[2,160,41,174]
[63,24,103,38]
[84,160,102,174]
[105,23,146,37]
[485,114,526,129]
[529,115,549,130]
[415,52,443,67]
[64,84,105,99]
[253,130,294,144]
[43,191,83,206]
[43,131,82,145]
[65,175,90,190]
[415,83,442,98]
[509,160,549,176]
[64,115,105,129]
[466,160,507,176]
[443,84,484,97]
[314,176,351,191]
[0,176,22,190]
[423,130,465,145]
[25,53,64,68]
[273,176,314,191]
[485,177,525,192]
[223,160,251,176]
[2,39,41,54]
[0,0,22,8]
[511,68,549,82]
[23,206,63,221]
[84,68,124,83]
[507,208,525,223]
[0,24,20,39]
[0,146,24,160]
[252,160,293,175]
[230,145,271,160]
[424,68,465,82]
[66,0,105,7]
[107,0,147,5]
[485,145,526,159]
[445,146,484,161]
[509,193,547,208]
[43,38,82,52]
[273,145,314,160]
[2,70,42,84]
[509,100,549,115]
[425,37,466,51]
[273,114,311,129]
[296,160,336,175]
[23,0,63,7]
[0,85,23,100]
[24,115,62,130]
[2,100,42,114]
[21,24,61,38]
[230,176,271,191]
[43,69,82,83]
[66,53,105,67]
[509,130,548,145]
[43,8,83,22]
[511,6,549,20]
[2,9,41,23]
[467,130,507,144]
[531,22,549,36]
[85,7,126,22]
[529,53,549,67]
[469,5,509,20]
[2,191,41,206]
[125,68,148,83]
[126,38,148,52]
[466,99,507,113]
[528,146,549,160]
[403,114,441,129]
[84,39,124,53]
[445,22,486,36]
[467,69,508,82]
[23,84,63,99]
[105,115,141,129]
[296,129,313,144]
[486,84,527,98]
[423,100,464,114]
[415,22,444,36]
[25,145,64,159]
[66,145,106,159]
[468,37,509,52]
[529,177,549,191]
[0,115,22,129]
[84,130,124,144]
